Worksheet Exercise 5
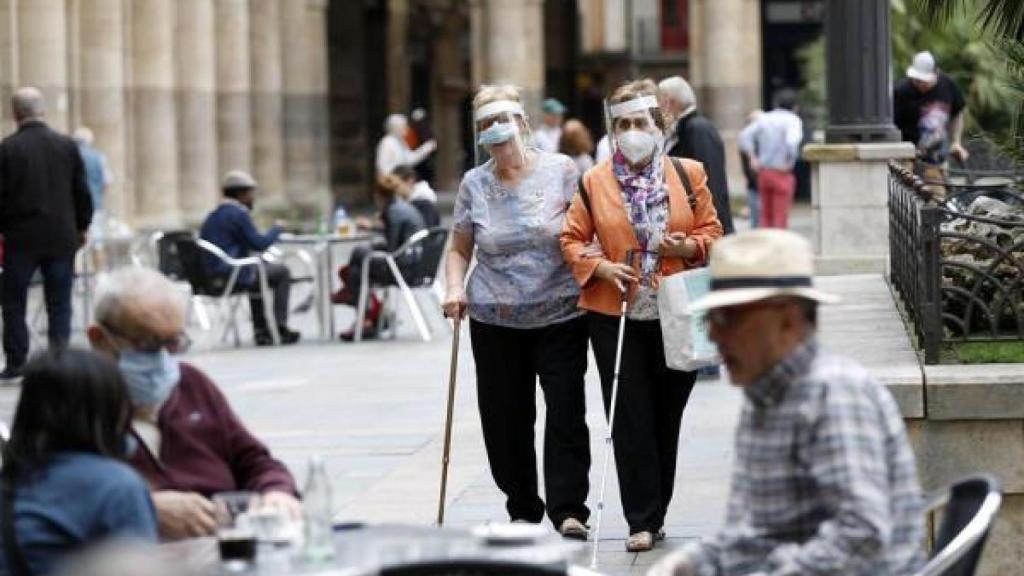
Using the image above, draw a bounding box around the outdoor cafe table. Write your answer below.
[166,523,587,575]
[277,232,377,340]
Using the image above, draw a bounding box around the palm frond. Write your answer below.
[913,0,1024,41]
[909,0,968,23]
[978,0,1024,42]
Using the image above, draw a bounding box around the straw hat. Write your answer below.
[688,229,840,312]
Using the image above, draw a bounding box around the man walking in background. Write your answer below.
[0,87,93,381]
[659,76,735,234]
[739,89,803,229]
[894,50,968,181]
[72,126,112,216]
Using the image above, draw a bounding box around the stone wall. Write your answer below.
[904,365,1024,575]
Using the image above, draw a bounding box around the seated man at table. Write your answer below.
[199,170,300,346]
[87,267,302,540]
[648,230,925,576]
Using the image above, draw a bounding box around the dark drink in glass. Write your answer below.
[218,532,258,562]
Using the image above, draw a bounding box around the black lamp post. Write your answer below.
[824,0,902,143]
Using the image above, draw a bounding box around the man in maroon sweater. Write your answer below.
[87,267,300,540]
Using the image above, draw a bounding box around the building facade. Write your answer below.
[0,0,331,229]
[0,1,824,229]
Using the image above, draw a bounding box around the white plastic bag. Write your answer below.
[658,268,720,371]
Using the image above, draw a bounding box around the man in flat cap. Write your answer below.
[199,170,299,346]
[649,229,924,576]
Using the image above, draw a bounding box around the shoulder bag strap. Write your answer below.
[669,157,698,212]
[2,479,33,576]
[576,176,592,214]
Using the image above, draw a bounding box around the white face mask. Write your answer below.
[616,129,658,164]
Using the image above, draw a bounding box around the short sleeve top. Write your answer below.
[453,150,583,328]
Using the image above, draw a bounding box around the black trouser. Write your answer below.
[1,250,75,369]
[343,245,398,299]
[469,316,590,526]
[248,262,291,334]
[588,312,696,534]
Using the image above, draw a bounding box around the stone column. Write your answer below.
[131,0,181,228]
[77,0,128,220]
[824,0,901,142]
[17,0,70,131]
[281,0,330,212]
[475,0,545,117]
[250,0,286,209]
[433,9,469,192]
[215,0,252,175]
[689,0,761,196]
[176,0,218,225]
[386,0,409,116]
[0,0,18,134]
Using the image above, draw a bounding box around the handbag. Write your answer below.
[658,267,719,371]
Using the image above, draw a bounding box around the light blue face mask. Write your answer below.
[119,349,181,409]
[478,121,519,146]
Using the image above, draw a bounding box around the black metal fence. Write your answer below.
[888,162,1024,364]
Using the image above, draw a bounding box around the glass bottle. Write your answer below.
[303,455,336,563]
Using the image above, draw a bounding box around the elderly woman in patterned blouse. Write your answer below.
[442,85,591,540]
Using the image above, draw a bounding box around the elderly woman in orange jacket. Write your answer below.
[560,80,723,552]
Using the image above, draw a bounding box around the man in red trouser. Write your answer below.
[738,89,803,229]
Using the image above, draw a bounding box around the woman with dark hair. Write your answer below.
[331,175,426,340]
[0,349,157,575]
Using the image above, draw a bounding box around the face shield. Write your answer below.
[473,100,530,167]
[606,95,664,168]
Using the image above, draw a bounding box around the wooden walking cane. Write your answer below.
[436,314,462,526]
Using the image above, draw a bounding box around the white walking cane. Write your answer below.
[436,314,462,526]
[590,287,630,568]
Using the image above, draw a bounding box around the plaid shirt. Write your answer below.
[686,338,925,576]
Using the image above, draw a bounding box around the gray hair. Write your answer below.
[94,267,185,329]
[658,76,697,110]
[12,87,45,122]
[384,113,407,134]
[73,126,95,145]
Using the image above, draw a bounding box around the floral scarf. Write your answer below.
[612,151,668,287]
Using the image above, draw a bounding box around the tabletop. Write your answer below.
[166,522,586,576]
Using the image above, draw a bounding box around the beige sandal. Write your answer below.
[626,530,654,552]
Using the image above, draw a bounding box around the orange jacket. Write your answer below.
[559,157,723,317]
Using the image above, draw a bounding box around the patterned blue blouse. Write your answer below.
[453,150,583,329]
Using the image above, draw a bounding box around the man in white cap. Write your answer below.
[894,50,968,171]
[649,229,924,576]
[199,170,300,345]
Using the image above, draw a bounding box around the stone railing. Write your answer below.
[888,163,1024,363]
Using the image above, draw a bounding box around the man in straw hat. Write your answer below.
[649,229,924,575]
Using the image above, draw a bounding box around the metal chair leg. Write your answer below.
[384,257,431,342]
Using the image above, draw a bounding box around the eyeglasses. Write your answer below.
[100,323,192,355]
[703,300,790,331]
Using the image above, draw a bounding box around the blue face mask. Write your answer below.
[478,121,519,146]
[119,349,181,409]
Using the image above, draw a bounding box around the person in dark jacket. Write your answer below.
[0,87,93,381]
[658,76,734,234]
[332,175,426,340]
[87,267,300,541]
[199,170,299,346]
